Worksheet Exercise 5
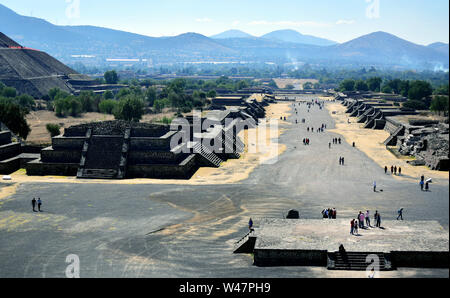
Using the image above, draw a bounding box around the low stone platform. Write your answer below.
[240,219,449,268]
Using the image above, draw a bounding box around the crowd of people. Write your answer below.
[384,165,402,176]
[321,208,337,219]
[350,210,383,235]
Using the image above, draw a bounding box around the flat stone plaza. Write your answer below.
[0,96,448,277]
[253,219,449,253]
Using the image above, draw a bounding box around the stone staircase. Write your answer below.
[77,129,130,179]
[193,141,223,167]
[384,125,405,146]
[327,252,393,271]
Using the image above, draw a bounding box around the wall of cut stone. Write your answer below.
[253,249,328,267]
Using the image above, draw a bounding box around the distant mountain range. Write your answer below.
[0,3,448,70]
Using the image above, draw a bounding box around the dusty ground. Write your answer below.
[327,102,449,183]
[26,110,176,145]
[7,102,291,186]
[1,96,447,278]
[273,79,319,90]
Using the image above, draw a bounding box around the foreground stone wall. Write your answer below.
[254,249,328,267]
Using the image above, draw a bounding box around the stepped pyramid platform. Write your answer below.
[0,123,39,174]
[235,219,449,270]
[26,112,250,179]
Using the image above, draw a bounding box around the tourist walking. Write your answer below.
[398,167,402,176]
[249,218,254,231]
[37,198,42,212]
[420,179,424,191]
[394,166,397,175]
[425,181,430,192]
[354,219,359,235]
[397,208,404,220]
[341,157,344,165]
[31,198,36,212]
[385,166,388,174]
[350,219,354,235]
[391,166,394,174]
[373,181,377,192]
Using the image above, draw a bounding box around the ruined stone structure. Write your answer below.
[339,97,448,171]
[26,101,262,179]
[0,122,39,174]
[384,117,449,171]
[342,98,417,129]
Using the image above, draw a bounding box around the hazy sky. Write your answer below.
[1,0,449,44]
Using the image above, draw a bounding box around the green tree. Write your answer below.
[48,88,61,101]
[46,123,61,137]
[207,90,217,98]
[1,86,17,98]
[98,99,117,114]
[16,94,35,110]
[114,95,145,122]
[78,91,95,112]
[103,90,114,100]
[430,96,449,116]
[367,77,382,92]
[104,70,119,84]
[0,101,31,139]
[339,79,356,92]
[408,80,433,101]
[355,80,369,91]
[153,99,169,113]
[403,100,428,110]
[145,87,157,106]
[303,82,313,90]
[381,85,393,94]
[434,84,449,96]
[285,84,295,90]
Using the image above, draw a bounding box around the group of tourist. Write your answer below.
[321,208,337,219]
[350,210,382,235]
[339,157,345,165]
[420,175,431,191]
[303,138,311,145]
[31,197,43,212]
[384,165,402,176]
[332,138,342,145]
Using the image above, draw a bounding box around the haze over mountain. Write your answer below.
[211,30,255,39]
[261,29,337,46]
[0,3,448,70]
[428,42,449,55]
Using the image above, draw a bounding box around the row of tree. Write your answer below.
[0,83,31,139]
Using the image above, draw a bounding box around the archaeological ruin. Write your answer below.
[338,94,449,171]
[24,96,269,179]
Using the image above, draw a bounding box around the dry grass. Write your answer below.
[25,109,177,145]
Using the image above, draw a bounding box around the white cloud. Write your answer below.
[336,19,355,25]
[195,18,213,23]
[248,20,331,28]
[232,20,240,26]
